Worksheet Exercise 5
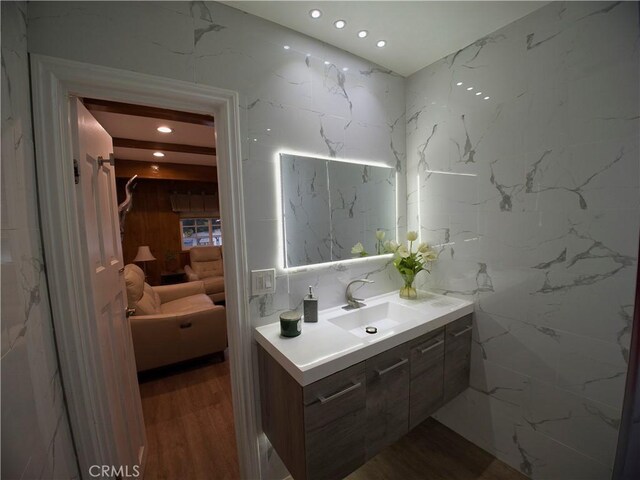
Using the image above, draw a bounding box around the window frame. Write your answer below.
[180,217,222,250]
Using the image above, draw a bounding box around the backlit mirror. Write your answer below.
[279,153,396,268]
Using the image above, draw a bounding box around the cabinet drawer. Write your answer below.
[409,327,445,378]
[304,362,366,480]
[409,328,445,429]
[365,342,410,458]
[304,362,366,431]
[444,315,472,402]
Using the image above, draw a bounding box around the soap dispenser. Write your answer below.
[303,286,318,323]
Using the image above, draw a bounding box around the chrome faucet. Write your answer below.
[343,279,374,310]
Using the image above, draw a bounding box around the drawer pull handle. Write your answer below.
[376,358,408,376]
[180,322,192,329]
[419,339,444,354]
[452,325,472,337]
[318,381,362,404]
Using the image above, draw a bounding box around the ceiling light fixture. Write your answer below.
[334,20,346,29]
[309,9,322,19]
[153,152,165,157]
[456,82,463,86]
[324,60,331,65]
[475,92,482,96]
[466,87,473,91]
[283,45,290,50]
[342,67,349,71]
[157,126,173,133]
[484,96,490,100]
[376,40,387,48]
[358,30,368,38]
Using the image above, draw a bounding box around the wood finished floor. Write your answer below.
[138,353,240,480]
[347,418,527,480]
[138,355,525,480]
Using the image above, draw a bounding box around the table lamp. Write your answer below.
[133,245,156,278]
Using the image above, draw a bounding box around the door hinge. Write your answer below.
[73,159,80,184]
[98,153,115,168]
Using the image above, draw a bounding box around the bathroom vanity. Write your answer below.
[255,291,474,480]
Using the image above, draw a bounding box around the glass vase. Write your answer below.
[399,272,418,300]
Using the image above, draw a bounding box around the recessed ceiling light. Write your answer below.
[334,20,346,29]
[475,92,482,96]
[266,128,271,132]
[456,82,463,86]
[358,30,368,38]
[376,40,386,48]
[466,87,473,91]
[342,67,349,72]
[157,126,172,133]
[309,9,322,19]
[324,60,331,65]
[153,152,165,157]
[283,45,290,50]
[484,96,490,100]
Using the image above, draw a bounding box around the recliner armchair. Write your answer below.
[184,246,226,304]
[124,264,227,372]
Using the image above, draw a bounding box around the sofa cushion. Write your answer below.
[161,293,213,314]
[124,263,160,315]
[201,276,225,295]
[190,246,223,278]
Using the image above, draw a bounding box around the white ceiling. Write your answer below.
[222,1,546,76]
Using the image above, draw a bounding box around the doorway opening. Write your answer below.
[30,55,260,479]
[79,97,240,477]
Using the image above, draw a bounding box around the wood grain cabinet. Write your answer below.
[409,327,445,429]
[444,315,473,402]
[364,343,410,458]
[257,313,472,480]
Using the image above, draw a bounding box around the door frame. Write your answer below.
[30,54,260,479]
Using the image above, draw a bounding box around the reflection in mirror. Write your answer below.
[279,153,396,268]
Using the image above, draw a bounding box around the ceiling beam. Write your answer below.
[83,98,215,127]
[113,138,216,156]
[114,159,218,182]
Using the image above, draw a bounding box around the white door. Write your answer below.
[71,98,146,473]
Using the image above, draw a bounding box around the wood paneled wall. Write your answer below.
[116,177,217,285]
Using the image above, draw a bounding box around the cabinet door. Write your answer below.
[444,315,473,402]
[365,343,410,458]
[304,362,366,480]
[409,328,445,429]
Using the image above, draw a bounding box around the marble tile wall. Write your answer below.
[25,1,406,477]
[406,2,639,478]
[1,2,79,479]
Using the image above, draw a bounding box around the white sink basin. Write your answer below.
[327,302,422,339]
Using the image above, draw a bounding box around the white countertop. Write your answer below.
[254,290,474,386]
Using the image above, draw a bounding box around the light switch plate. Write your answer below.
[251,268,276,295]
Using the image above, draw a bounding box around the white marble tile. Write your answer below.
[411,2,639,474]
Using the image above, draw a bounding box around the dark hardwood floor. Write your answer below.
[138,352,240,480]
[347,417,527,480]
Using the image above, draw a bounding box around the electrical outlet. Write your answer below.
[251,268,276,295]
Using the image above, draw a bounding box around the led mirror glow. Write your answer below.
[278,152,396,269]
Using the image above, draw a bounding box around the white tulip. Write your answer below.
[375,230,385,241]
[351,242,365,255]
[397,245,410,258]
[417,242,429,253]
[384,240,399,253]
[406,231,418,242]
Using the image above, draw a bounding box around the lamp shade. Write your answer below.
[133,246,156,262]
